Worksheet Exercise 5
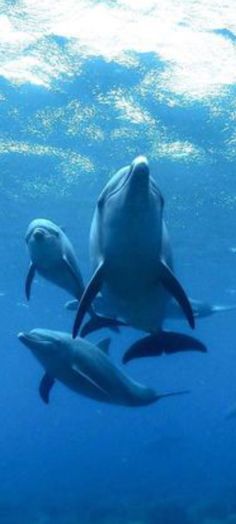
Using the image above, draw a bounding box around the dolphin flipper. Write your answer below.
[123,331,207,364]
[39,373,55,404]
[160,260,195,329]
[25,262,36,301]
[73,261,105,338]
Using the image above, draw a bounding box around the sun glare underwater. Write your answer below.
[1,0,236,523]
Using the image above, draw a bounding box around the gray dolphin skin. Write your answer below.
[17,329,188,406]
[25,218,123,334]
[73,156,206,359]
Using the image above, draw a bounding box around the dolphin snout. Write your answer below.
[17,332,32,349]
[17,332,26,342]
[126,156,150,199]
[17,331,39,349]
[131,156,149,176]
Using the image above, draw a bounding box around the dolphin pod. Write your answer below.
[19,155,221,406]
[25,218,124,335]
[17,330,188,406]
[72,156,207,361]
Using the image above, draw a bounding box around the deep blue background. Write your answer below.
[0,34,236,523]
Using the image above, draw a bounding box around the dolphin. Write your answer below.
[72,156,206,359]
[17,329,188,407]
[25,219,123,334]
[66,297,236,319]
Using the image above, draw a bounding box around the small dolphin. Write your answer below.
[25,219,123,334]
[73,156,205,359]
[17,329,188,407]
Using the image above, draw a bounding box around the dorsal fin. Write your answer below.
[97,338,111,354]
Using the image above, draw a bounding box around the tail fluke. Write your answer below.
[155,390,190,402]
[123,331,207,364]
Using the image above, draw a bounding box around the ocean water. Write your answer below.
[0,1,236,523]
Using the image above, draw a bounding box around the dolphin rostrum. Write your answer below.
[17,329,189,407]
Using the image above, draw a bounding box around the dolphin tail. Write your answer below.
[80,313,127,338]
[123,331,207,364]
[155,390,190,402]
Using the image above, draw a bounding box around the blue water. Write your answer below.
[1,1,236,522]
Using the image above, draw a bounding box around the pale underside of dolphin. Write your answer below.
[25,218,123,335]
[72,156,206,359]
[17,329,189,407]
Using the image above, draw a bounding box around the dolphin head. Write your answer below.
[18,329,70,371]
[25,219,63,266]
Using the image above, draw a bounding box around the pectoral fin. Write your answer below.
[160,260,195,329]
[25,262,36,301]
[72,261,105,338]
[123,331,207,364]
[39,373,55,404]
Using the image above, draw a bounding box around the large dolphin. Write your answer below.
[73,156,206,359]
[17,329,188,407]
[25,219,123,334]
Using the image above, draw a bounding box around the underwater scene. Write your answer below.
[1,0,236,523]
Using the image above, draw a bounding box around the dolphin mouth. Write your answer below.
[17,331,46,349]
[33,228,47,241]
[25,228,47,244]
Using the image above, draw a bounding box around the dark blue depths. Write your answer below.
[0,33,236,524]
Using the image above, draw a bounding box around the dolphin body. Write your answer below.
[73,156,206,361]
[17,329,188,407]
[25,219,123,334]
[66,296,236,320]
